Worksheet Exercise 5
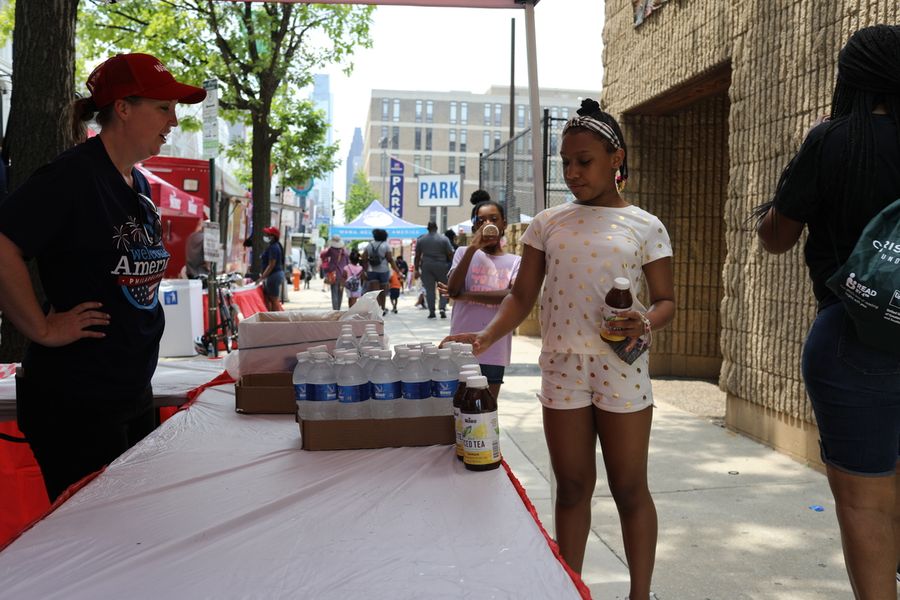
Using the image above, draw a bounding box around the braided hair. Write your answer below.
[564,98,629,187]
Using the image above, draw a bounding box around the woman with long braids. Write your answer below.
[756,25,900,598]
[445,98,675,599]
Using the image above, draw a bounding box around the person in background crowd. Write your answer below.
[388,268,402,314]
[414,222,454,319]
[0,53,205,501]
[755,25,900,599]
[444,99,675,599]
[259,226,285,312]
[444,228,459,251]
[320,235,349,310]
[444,200,520,401]
[394,254,409,291]
[361,228,398,317]
[304,252,315,289]
[343,249,366,308]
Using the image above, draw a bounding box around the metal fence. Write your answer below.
[478,112,570,223]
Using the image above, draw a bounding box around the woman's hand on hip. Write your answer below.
[39,302,109,346]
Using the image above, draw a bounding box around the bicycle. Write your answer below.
[195,273,242,357]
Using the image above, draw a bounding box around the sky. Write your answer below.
[321,0,606,203]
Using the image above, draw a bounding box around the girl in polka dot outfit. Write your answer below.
[445,98,674,598]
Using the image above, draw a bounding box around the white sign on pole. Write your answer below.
[202,221,220,255]
[417,174,463,207]
[202,78,219,160]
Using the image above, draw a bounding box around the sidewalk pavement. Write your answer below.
[282,283,849,600]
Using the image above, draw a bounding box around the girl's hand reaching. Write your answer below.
[440,331,493,356]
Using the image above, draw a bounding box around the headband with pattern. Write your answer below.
[562,115,621,149]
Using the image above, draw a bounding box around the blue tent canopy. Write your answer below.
[330,200,428,240]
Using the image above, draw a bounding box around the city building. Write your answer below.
[361,86,597,231]
[345,127,363,201]
[305,74,335,234]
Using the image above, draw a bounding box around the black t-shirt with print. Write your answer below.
[773,115,900,307]
[0,137,169,415]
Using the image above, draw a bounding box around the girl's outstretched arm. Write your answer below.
[443,244,545,355]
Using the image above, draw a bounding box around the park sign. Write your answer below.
[417,174,462,207]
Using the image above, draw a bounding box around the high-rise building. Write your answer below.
[362,86,596,231]
[307,74,334,232]
[345,127,364,200]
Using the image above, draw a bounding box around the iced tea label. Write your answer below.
[338,383,367,403]
[462,411,500,465]
[402,381,431,400]
[310,383,337,401]
[371,381,401,400]
[432,379,458,398]
[294,383,307,402]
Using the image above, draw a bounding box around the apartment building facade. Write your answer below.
[362,86,596,231]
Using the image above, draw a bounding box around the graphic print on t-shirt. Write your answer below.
[109,213,170,310]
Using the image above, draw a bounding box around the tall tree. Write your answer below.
[78,0,373,271]
[0,0,79,362]
[344,169,378,223]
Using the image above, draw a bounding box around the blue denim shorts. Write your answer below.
[801,302,900,476]
[366,271,390,286]
[479,364,506,385]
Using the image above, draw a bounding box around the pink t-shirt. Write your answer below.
[448,247,521,367]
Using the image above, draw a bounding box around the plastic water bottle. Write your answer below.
[292,351,311,403]
[336,325,358,351]
[393,346,411,373]
[337,353,369,403]
[431,348,460,399]
[307,352,337,402]
[454,344,478,371]
[370,349,402,400]
[359,325,381,351]
[401,350,431,400]
[422,346,439,374]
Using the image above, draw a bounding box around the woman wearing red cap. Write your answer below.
[0,53,205,501]
[259,226,285,311]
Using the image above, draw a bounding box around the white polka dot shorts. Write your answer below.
[537,351,654,413]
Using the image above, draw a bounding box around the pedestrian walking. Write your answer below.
[361,228,398,317]
[0,52,206,501]
[444,98,675,600]
[443,200,521,401]
[414,222,454,319]
[755,24,900,599]
[321,235,348,310]
[259,226,285,312]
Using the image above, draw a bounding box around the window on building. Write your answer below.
[393,99,400,122]
[460,102,468,125]
[459,159,466,176]
[414,127,422,151]
[426,100,433,123]
[426,128,433,151]
[494,104,502,126]
[449,101,457,125]
[493,131,501,150]
[460,129,467,152]
[380,125,388,147]
[482,130,490,151]
[483,103,491,125]
[448,129,456,152]
[424,155,432,171]
[448,156,456,173]
[391,126,399,149]
[550,106,559,119]
[517,104,525,128]
[414,154,421,175]
[415,100,423,123]
[381,99,389,121]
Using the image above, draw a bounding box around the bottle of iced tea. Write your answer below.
[600,277,633,342]
[461,375,501,471]
[453,367,481,461]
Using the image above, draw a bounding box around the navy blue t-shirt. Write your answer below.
[261,241,284,273]
[0,137,169,413]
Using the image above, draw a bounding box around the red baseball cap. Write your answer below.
[86,53,206,109]
[263,226,280,238]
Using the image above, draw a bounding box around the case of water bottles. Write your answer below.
[292,333,480,451]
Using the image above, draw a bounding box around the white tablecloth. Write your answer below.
[0,386,585,600]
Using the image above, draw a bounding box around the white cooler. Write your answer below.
[158,279,203,357]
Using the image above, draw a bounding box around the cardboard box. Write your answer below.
[237,310,383,376]
[235,372,296,414]
[299,415,455,451]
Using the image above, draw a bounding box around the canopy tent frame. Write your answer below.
[213,0,545,210]
[331,199,428,240]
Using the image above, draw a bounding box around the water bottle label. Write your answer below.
[431,379,458,398]
[338,383,368,403]
[310,383,337,401]
[462,411,501,465]
[372,381,401,400]
[402,381,431,400]
[294,383,307,402]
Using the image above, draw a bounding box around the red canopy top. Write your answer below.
[137,165,208,219]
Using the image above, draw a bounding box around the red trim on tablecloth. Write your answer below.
[0,467,103,553]
[501,459,592,600]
